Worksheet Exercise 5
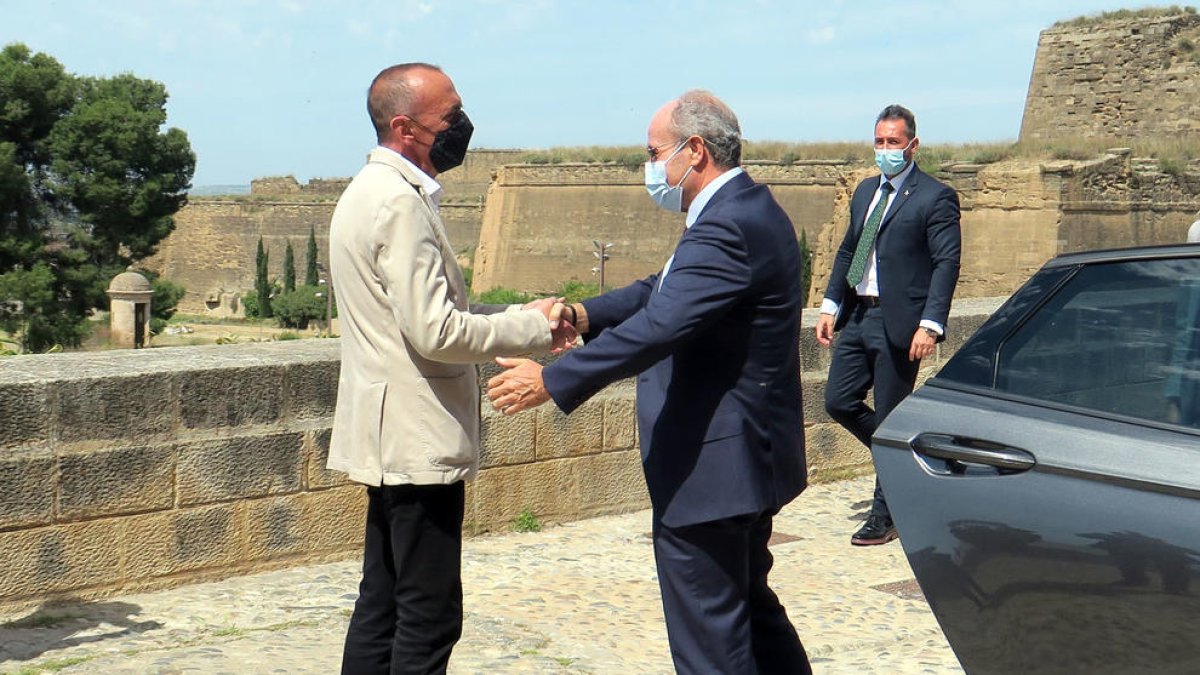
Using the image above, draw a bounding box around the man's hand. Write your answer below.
[815,314,836,347]
[522,296,567,328]
[487,357,551,415]
[524,296,579,353]
[909,328,936,362]
[549,318,579,354]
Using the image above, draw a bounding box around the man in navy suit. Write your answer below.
[816,104,961,546]
[487,90,811,674]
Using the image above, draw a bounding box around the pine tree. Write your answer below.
[305,227,320,287]
[283,240,296,293]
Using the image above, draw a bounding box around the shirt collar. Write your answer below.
[685,166,744,228]
[880,160,916,195]
[377,145,444,208]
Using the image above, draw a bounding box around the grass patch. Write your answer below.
[1053,5,1196,28]
[513,507,541,533]
[9,655,94,674]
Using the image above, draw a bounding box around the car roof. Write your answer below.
[1047,243,1200,268]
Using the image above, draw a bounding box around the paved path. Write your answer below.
[0,476,963,674]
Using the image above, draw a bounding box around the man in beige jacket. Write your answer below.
[327,63,572,675]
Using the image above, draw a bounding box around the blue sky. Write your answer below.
[2,1,1157,186]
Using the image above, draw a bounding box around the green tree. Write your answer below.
[0,43,194,351]
[254,236,273,318]
[283,240,296,293]
[304,226,319,287]
[798,230,813,304]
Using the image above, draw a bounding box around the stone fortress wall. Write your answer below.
[149,150,519,316]
[1021,10,1200,141]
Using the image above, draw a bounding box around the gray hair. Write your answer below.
[367,63,442,142]
[668,90,742,169]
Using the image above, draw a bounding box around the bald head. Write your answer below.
[367,63,445,143]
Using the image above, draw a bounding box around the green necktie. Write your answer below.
[846,182,894,287]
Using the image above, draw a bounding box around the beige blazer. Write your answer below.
[327,148,550,486]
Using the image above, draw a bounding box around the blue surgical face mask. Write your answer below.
[874,139,914,177]
[645,141,693,212]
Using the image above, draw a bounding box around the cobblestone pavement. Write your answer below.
[0,476,964,674]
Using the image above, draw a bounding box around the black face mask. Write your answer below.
[429,111,473,173]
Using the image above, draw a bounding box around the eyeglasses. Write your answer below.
[646,140,684,163]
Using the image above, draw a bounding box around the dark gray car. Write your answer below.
[872,244,1200,674]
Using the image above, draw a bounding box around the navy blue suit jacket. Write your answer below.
[543,171,807,527]
[826,164,961,350]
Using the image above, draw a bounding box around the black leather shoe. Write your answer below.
[851,515,898,546]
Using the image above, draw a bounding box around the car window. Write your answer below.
[993,258,1200,428]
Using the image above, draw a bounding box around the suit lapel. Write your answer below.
[880,166,922,230]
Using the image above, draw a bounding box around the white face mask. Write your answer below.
[644,141,692,212]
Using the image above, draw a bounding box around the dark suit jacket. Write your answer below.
[826,164,961,350]
[542,171,807,527]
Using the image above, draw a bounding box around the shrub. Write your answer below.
[555,280,600,304]
[272,285,328,329]
[474,287,535,305]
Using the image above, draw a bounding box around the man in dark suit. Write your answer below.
[816,104,961,546]
[486,90,811,675]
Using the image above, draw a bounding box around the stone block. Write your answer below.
[54,374,175,444]
[59,445,175,520]
[479,405,536,468]
[573,449,649,517]
[0,520,124,599]
[602,396,637,451]
[243,487,365,560]
[804,423,871,476]
[121,504,244,580]
[467,459,579,532]
[534,398,604,460]
[180,366,285,430]
[284,360,339,420]
[0,448,55,530]
[0,383,50,450]
[305,428,350,489]
[177,433,304,506]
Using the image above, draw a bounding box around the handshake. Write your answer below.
[522,296,580,354]
[485,296,580,416]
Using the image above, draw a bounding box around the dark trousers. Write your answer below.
[824,304,921,520]
[652,509,811,675]
[341,482,465,675]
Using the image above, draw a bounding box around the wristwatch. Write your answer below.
[922,327,939,338]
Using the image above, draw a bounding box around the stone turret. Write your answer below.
[107,270,153,348]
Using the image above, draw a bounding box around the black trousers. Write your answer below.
[824,304,921,520]
[653,509,811,675]
[341,482,465,675]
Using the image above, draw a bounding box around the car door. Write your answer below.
[872,248,1200,675]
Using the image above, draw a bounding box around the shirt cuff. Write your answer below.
[820,298,840,316]
[919,319,944,336]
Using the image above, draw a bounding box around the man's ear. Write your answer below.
[688,135,706,167]
[391,115,412,140]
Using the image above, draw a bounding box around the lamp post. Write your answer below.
[315,261,334,337]
[592,240,613,293]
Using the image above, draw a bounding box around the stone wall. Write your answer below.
[151,151,507,315]
[0,301,999,611]
[1020,11,1200,141]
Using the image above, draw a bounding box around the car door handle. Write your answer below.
[911,433,1036,472]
